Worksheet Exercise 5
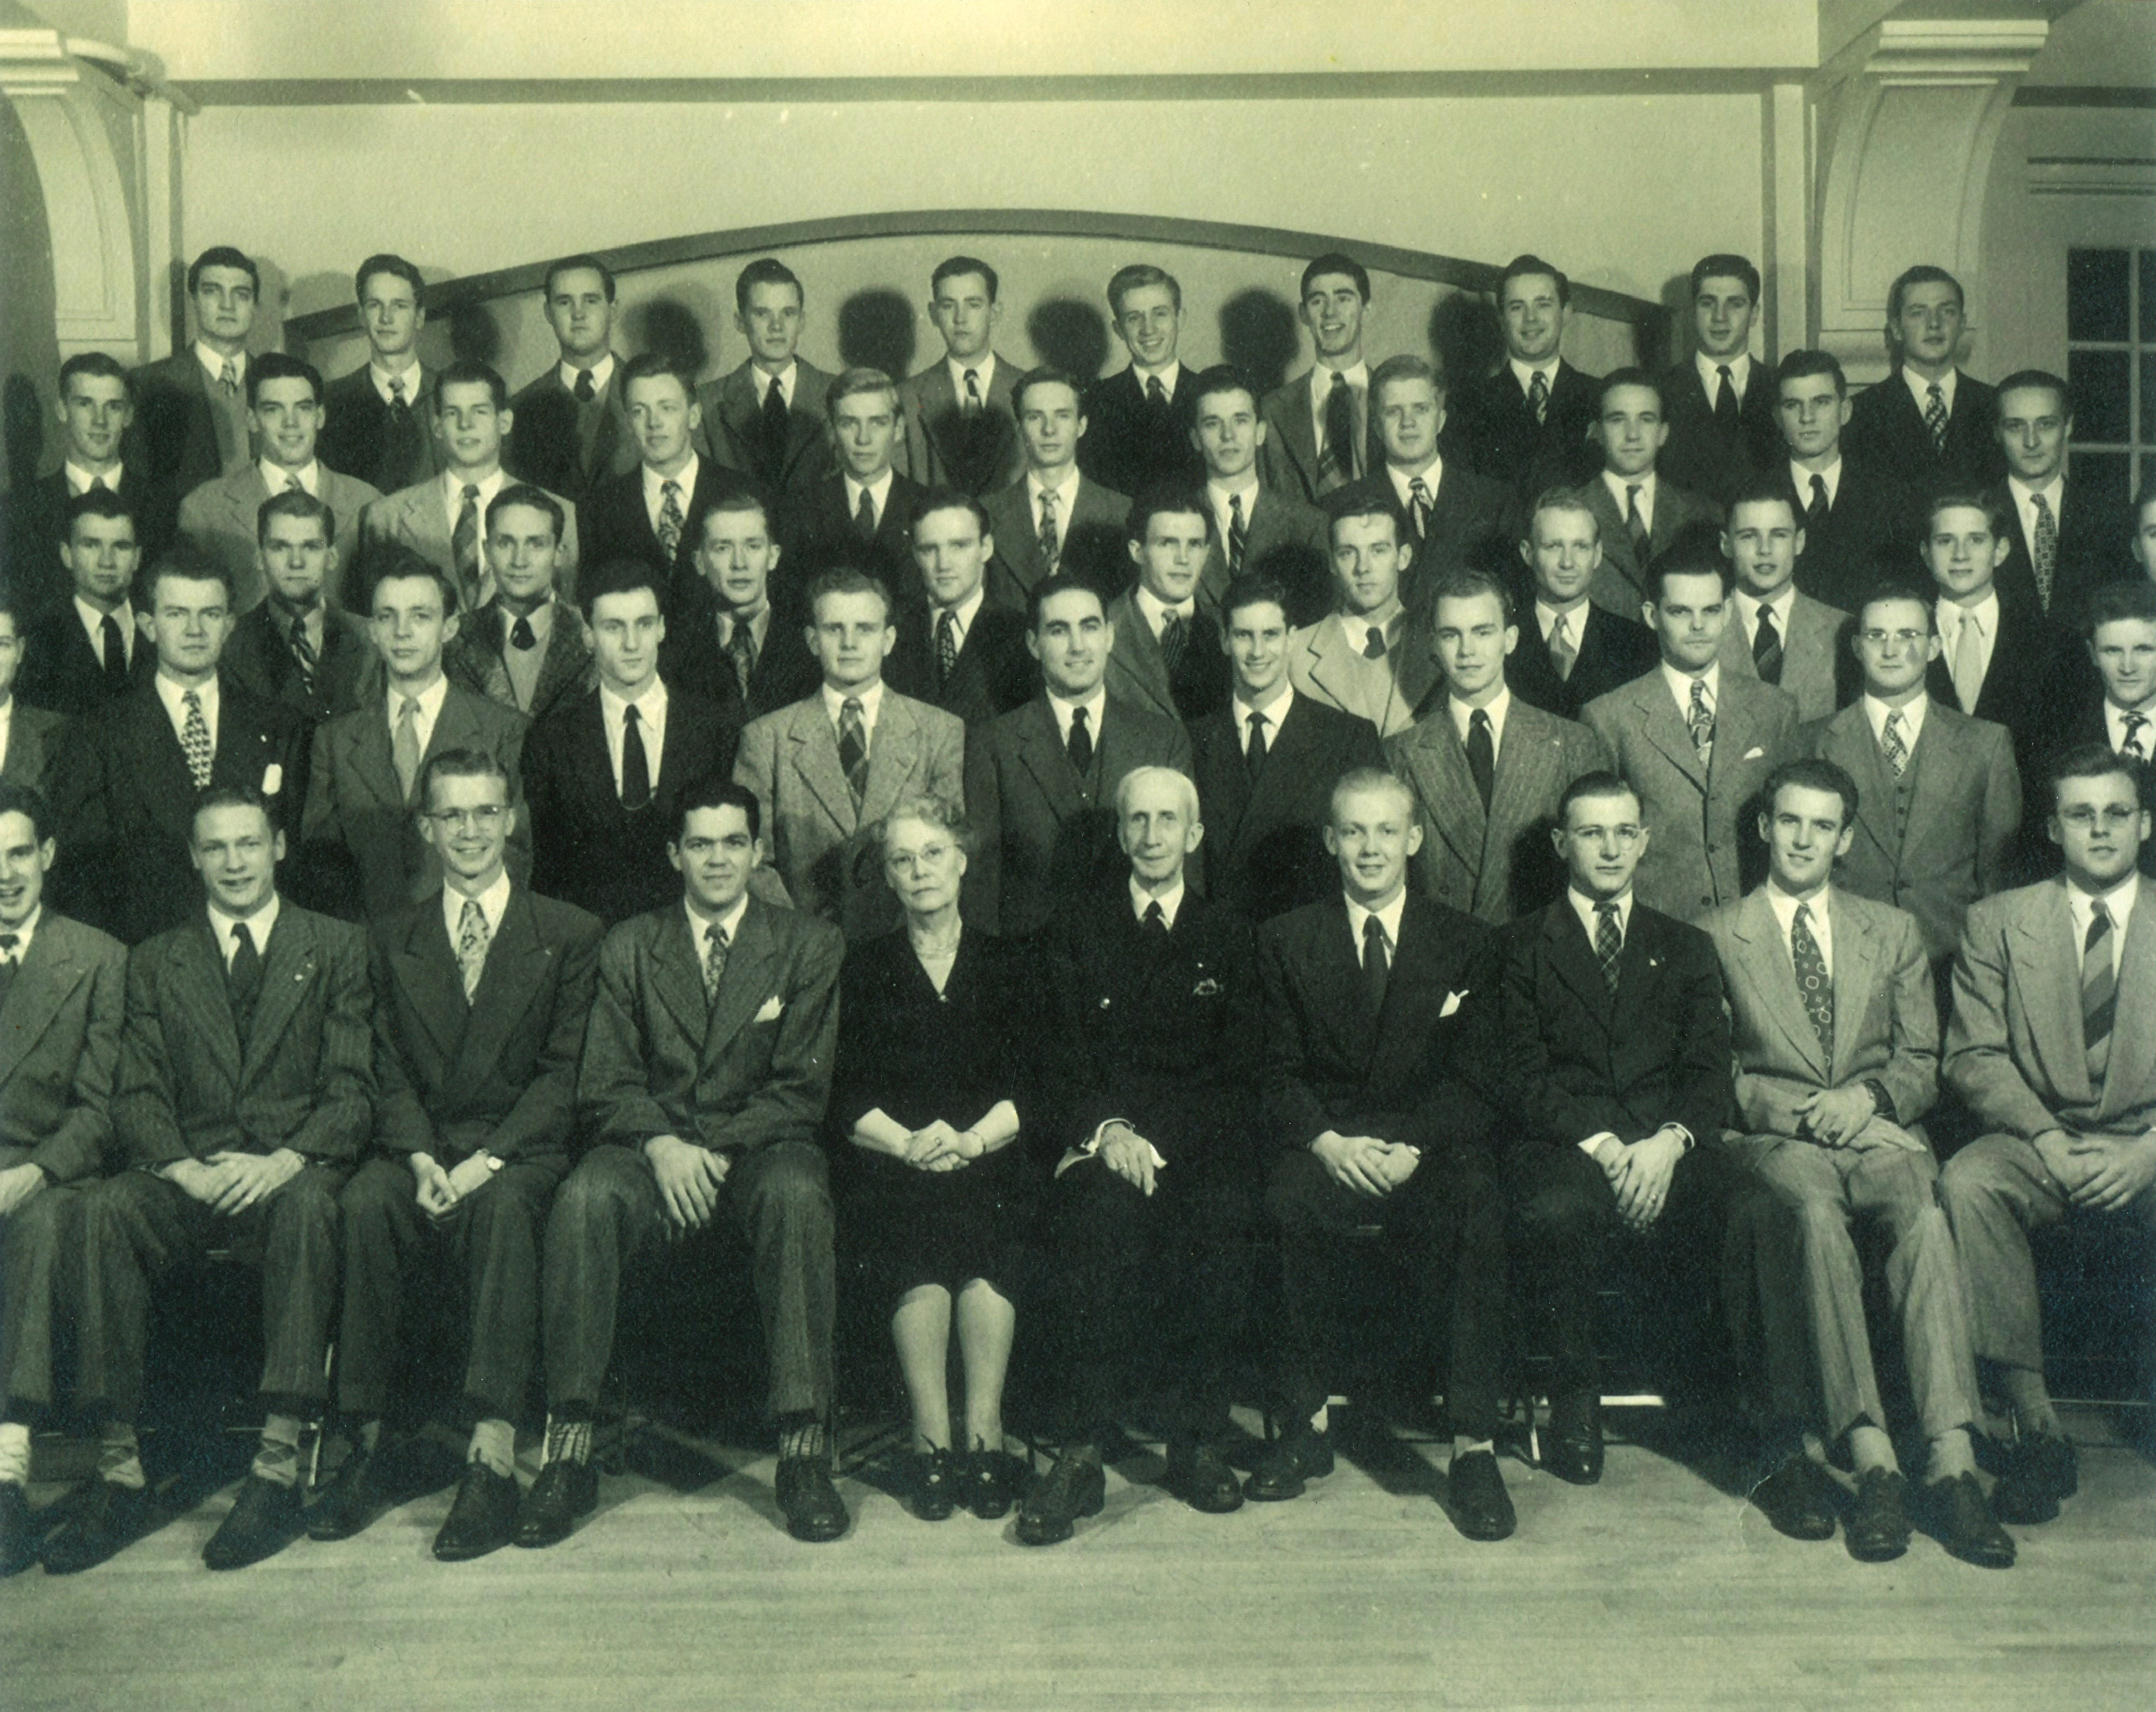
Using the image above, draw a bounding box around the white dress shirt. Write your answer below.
[208,894,282,968]
[2007,474,2066,557]
[1046,688,1107,748]
[1345,888,1408,966]
[1536,598,1590,645]
[2106,698,2156,755]
[599,679,669,793]
[2067,869,2140,983]
[946,353,997,405]
[844,470,895,535]
[822,678,885,749]
[1028,468,1080,553]
[1764,881,1834,977]
[685,889,749,956]
[752,362,796,410]
[1309,361,1369,459]
[1901,365,1957,418]
[1450,686,1511,754]
[643,456,701,538]
[75,595,134,670]
[929,585,986,656]
[1790,456,1844,509]
[1661,660,1720,725]
[195,343,245,389]
[442,868,515,957]
[64,460,124,496]
[1206,477,1260,549]
[258,458,319,498]
[1133,583,1194,642]
[155,672,220,751]
[370,361,424,407]
[1130,874,1186,929]
[1563,885,1663,1155]
[1386,456,1443,513]
[386,673,450,757]
[1132,358,1182,400]
[1862,692,1929,754]
[442,467,507,536]
[1603,469,1659,535]
[1734,586,1797,652]
[1939,592,1999,698]
[0,904,40,963]
[1335,609,1404,660]
[1233,684,1294,755]
[1510,357,1560,399]
[559,353,616,397]
[1695,350,1753,406]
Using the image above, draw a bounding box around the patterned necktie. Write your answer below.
[1714,365,1738,427]
[1752,604,1783,684]
[1881,708,1909,778]
[284,470,305,495]
[1159,610,1188,677]
[180,688,214,790]
[1791,900,1834,1066]
[392,694,422,799]
[1951,606,1985,712]
[2123,710,2150,762]
[1806,473,1830,530]
[762,374,790,481]
[455,897,489,1001]
[838,696,868,808]
[1466,708,1495,810]
[1245,709,1269,778]
[2029,493,2058,612]
[453,484,481,606]
[100,613,129,692]
[228,920,263,1032]
[1227,492,1248,574]
[1066,704,1093,773]
[388,373,408,414]
[219,359,239,399]
[1593,899,1622,991]
[701,921,729,1003]
[1527,368,1550,427]
[1923,383,1949,457]
[510,615,537,652]
[656,479,685,560]
[1408,476,1434,544]
[1322,369,1356,485]
[1147,374,1167,413]
[934,609,960,689]
[727,617,758,699]
[289,611,318,691]
[1362,624,1387,661]
[1625,483,1650,564]
[1038,487,1060,572]
[573,368,596,405]
[0,933,19,1011]
[962,368,983,416]
[854,485,877,541]
[1361,914,1390,1016]
[619,702,651,810]
[1548,611,1577,683]
[2083,900,2116,1087]
[1688,677,1714,762]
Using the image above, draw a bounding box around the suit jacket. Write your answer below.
[1946,874,2156,1138]
[1925,588,2084,776]
[112,903,373,1166]
[1704,886,1937,1141]
[1259,893,1497,1152]
[733,687,965,941]
[1286,613,1438,739]
[1778,461,1916,612]
[1845,368,2004,494]
[442,595,595,725]
[780,471,928,622]
[1190,692,1383,923]
[221,600,383,737]
[506,360,640,501]
[1079,365,1204,499]
[523,686,741,926]
[16,601,156,718]
[1496,895,1733,1148]
[1102,591,1230,725]
[1989,478,2131,632]
[129,350,248,498]
[1390,696,1611,923]
[357,475,583,615]
[319,364,441,497]
[52,674,305,946]
[1572,475,1724,617]
[1199,487,1333,628]
[0,467,175,621]
[1322,464,1514,617]
[578,895,843,1154]
[963,693,1195,938]
[0,703,66,793]
[1259,368,1383,507]
[579,457,756,620]
[0,910,126,1182]
[659,602,821,725]
[1658,359,1782,508]
[884,599,1035,726]
[176,465,384,614]
[1507,600,1660,724]
[897,354,1024,498]
[1453,360,1603,502]
[1720,591,1854,725]
[370,884,603,1166]
[301,686,530,922]
[1583,669,1799,921]
[1805,697,2021,962]
[982,475,1131,610]
[695,358,834,504]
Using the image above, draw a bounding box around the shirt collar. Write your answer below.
[932,584,986,636]
[2008,472,2065,509]
[560,352,616,395]
[1603,468,1657,509]
[2066,870,2140,939]
[1345,887,1408,950]
[1134,583,1193,631]
[1939,588,1998,633]
[502,598,557,645]
[1387,457,1443,505]
[443,869,515,944]
[445,466,504,509]
[1131,874,1186,928]
[1763,878,1831,943]
[389,673,450,728]
[64,460,123,494]
[1510,356,1560,391]
[1336,609,1403,654]
[208,892,280,958]
[753,361,796,405]
[1536,597,1589,640]
[644,455,699,503]
[77,593,132,640]
[1028,466,1080,506]
[1045,687,1107,742]
[685,889,749,949]
[1791,457,1842,505]
[1661,660,1719,711]
[1313,359,1370,393]
[599,676,667,724]
[195,343,243,385]
[1450,686,1510,744]
[1862,691,1928,748]
[1568,885,1632,942]
[822,679,885,728]
[1132,357,1181,393]
[1735,584,1795,626]
[844,469,895,509]
[1902,366,1956,412]
[370,361,422,406]
[1695,351,1751,396]
[1234,682,1293,731]
[946,352,996,399]
[259,458,319,497]
[0,905,40,961]
[154,671,218,729]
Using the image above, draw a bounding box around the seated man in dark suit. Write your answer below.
[1259,252,1379,507]
[1774,350,1917,612]
[310,750,603,1562]
[0,598,64,793]
[1103,487,1231,725]
[1081,263,1204,497]
[442,484,593,724]
[1991,369,2126,629]
[1018,766,1264,1543]
[783,367,927,620]
[1452,254,1602,502]
[695,258,833,508]
[0,783,127,1577]
[1574,368,1723,617]
[129,245,259,496]
[982,366,1130,607]
[43,788,371,1574]
[1659,255,1780,507]
[518,779,847,1546]
[1720,480,1854,724]
[1247,768,1516,1540]
[1191,365,1332,626]
[319,254,440,497]
[17,488,155,718]
[1845,266,2004,494]
[897,256,1023,498]
[504,254,639,502]
[884,489,1034,725]
[1507,488,1660,723]
[222,490,381,737]
[658,490,820,720]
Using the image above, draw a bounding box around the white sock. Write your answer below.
[97,1422,145,1491]
[1452,1437,1493,1462]
[0,1420,30,1488]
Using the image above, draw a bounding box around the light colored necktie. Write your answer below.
[1548,611,1576,682]
[2122,710,2150,762]
[392,695,422,799]
[455,898,490,1001]
[180,689,213,790]
[1791,901,1833,1065]
[1881,708,1909,778]
[1527,368,1550,427]
[1951,607,1985,711]
[1688,678,1714,761]
[2083,901,2116,1087]
[219,358,239,398]
[284,470,304,495]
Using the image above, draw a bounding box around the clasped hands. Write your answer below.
[898,1121,986,1174]
[1312,1131,1420,1199]
[411,1151,501,1218]
[2036,1127,2156,1215]
[645,1133,732,1229]
[1591,1127,1687,1232]
[161,1147,305,1216]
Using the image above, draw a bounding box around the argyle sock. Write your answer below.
[468,1417,516,1479]
[542,1412,592,1468]
[0,1421,30,1488]
[251,1413,304,1487]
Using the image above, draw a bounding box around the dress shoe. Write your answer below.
[964,1448,1028,1520]
[305,1441,384,1542]
[1448,1449,1517,1541]
[1927,1472,2016,1569]
[1991,1432,2077,1526]
[1243,1428,1334,1502]
[202,1473,304,1570]
[1163,1441,1244,1515]
[40,1479,148,1576]
[432,1462,522,1562]
[1844,1466,1911,1563]
[1543,1389,1604,1486]
[513,1458,597,1549]
[776,1456,848,1543]
[1750,1454,1837,1543]
[910,1448,958,1522]
[1015,1451,1106,1546]
[2,1481,45,1576]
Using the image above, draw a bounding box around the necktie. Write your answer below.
[1159,610,1188,678]
[619,702,651,810]
[0,933,19,1011]
[1688,678,1714,761]
[219,359,239,399]
[2122,710,2150,762]
[1752,604,1783,684]
[702,921,729,1003]
[1362,625,1387,661]
[1548,611,1577,683]
[761,374,790,480]
[455,897,490,1001]
[1625,483,1650,564]
[1037,487,1060,572]
[289,611,318,691]
[1227,492,1248,574]
[1791,900,1834,1066]
[1361,914,1390,1017]
[1322,369,1356,485]
[510,614,537,652]
[1142,899,1168,940]
[1951,607,1985,711]
[1594,899,1622,992]
[1407,476,1434,544]
[1923,383,1949,456]
[1714,365,1738,428]
[934,608,960,689]
[727,617,758,700]
[573,368,596,405]
[1067,704,1093,773]
[1527,369,1550,427]
[392,694,422,799]
[388,373,408,413]
[1146,374,1167,413]
[2029,493,2058,612]
[854,485,877,540]
[962,368,983,416]
[228,920,262,1033]
[180,688,214,790]
[656,478,685,560]
[1245,709,1269,778]
[1806,473,1829,530]
[2083,900,2116,1087]
[100,612,129,692]
[1466,708,1495,810]
[284,470,304,495]
[838,696,868,809]
[453,483,481,606]
[1881,708,1909,778]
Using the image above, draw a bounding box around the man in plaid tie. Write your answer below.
[2083,580,2156,793]
[617,354,709,577]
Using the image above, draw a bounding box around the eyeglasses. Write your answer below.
[425,806,506,830]
[1859,628,1930,648]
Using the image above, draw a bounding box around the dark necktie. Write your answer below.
[1714,364,1738,428]
[1322,370,1356,485]
[1752,604,1783,684]
[1923,382,1948,456]
[2122,710,2150,762]
[387,373,409,417]
[1407,475,1434,545]
[453,483,481,606]
[1527,369,1550,427]
[1466,708,1495,810]
[1593,899,1622,992]
[854,485,877,540]
[656,478,685,560]
[701,921,729,1003]
[573,368,596,405]
[1227,492,1248,574]
[962,368,983,416]
[509,614,537,652]
[289,611,318,691]
[761,374,790,481]
[0,933,19,1011]
[100,612,128,692]
[1362,624,1387,661]
[1791,900,1833,1066]
[1037,487,1060,572]
[1146,374,1167,413]
[1142,899,1168,940]
[619,702,651,810]
[726,615,759,700]
[2083,900,2116,1087]
[838,696,869,808]
[228,920,263,1034]
[1159,610,1188,678]
[2029,493,2058,612]
[1066,704,1093,773]
[1625,483,1650,564]
[1245,709,1269,779]
[1806,473,1830,530]
[1361,914,1390,1017]
[935,609,959,689]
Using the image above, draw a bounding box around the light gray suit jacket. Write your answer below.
[1287,614,1439,739]
[177,464,383,613]
[357,476,582,612]
[1720,590,1850,725]
[1259,367,1369,505]
[0,909,126,1182]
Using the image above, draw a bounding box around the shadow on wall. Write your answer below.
[3,375,43,494]
[837,290,918,380]
[1430,292,1505,393]
[627,299,710,374]
[0,88,58,491]
[1218,289,1300,396]
[1027,298,1110,380]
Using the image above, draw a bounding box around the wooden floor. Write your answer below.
[4,1405,2152,1712]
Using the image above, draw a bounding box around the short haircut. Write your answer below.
[256,487,336,546]
[1187,364,1257,418]
[1369,352,1444,405]
[1775,348,1848,399]
[486,483,565,542]
[1690,254,1761,303]
[1558,769,1641,824]
[1223,573,1292,625]
[1430,567,1517,625]
[245,351,324,408]
[2135,474,2156,519]
[1646,527,1735,601]
[1012,364,1083,418]
[2086,577,2156,635]
[1886,264,1964,323]
[826,366,899,420]
[1329,765,1414,826]
[145,546,235,606]
[369,544,460,615]
[419,747,511,811]
[1921,488,2007,537]
[1107,262,1181,316]
[1854,579,1939,635]
[1497,254,1570,308]
[190,784,274,839]
[1995,368,2071,415]
[1724,475,1800,524]
[64,486,138,537]
[2047,741,2145,815]
[543,254,616,302]
[673,774,760,844]
[1524,485,1599,543]
[0,782,54,845]
[1114,764,1200,821]
[931,255,998,302]
[1327,495,1402,546]
[701,487,776,538]
[1764,757,1859,827]
[735,257,803,314]
[1301,252,1370,302]
[618,350,695,402]
[354,252,426,311]
[576,560,666,620]
[871,791,971,858]
[1027,571,1104,632]
[58,351,132,400]
[434,358,508,413]
[910,487,990,538]
[806,566,894,624]
[187,245,257,295]
[1596,366,1665,414]
[1126,484,1215,546]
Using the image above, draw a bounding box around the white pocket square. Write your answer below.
[1743,747,1764,761]
[262,762,284,796]
[754,996,783,1024]
[1441,990,1468,1018]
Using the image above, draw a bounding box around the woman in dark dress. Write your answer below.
[830,793,1039,1521]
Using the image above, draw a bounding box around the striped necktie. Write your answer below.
[2083,900,2116,1087]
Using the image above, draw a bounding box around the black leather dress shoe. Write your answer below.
[40,1480,148,1576]
[964,1449,1028,1521]
[513,1458,597,1549]
[433,1462,522,1562]
[911,1448,958,1522]
[1015,1451,1106,1546]
[2,1481,46,1576]
[306,1442,383,1542]
[1244,1429,1334,1502]
[1164,1442,1244,1515]
[1543,1390,1604,1485]
[1927,1473,2016,1569]
[1845,1467,1911,1563]
[1448,1449,1516,1542]
[1991,1433,2077,1525]
[776,1456,848,1543]
[202,1473,304,1570]
[1750,1454,1837,1542]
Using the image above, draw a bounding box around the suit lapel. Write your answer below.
[345,699,406,811]
[2099,880,2156,1116]
[1487,708,1560,845]
[1545,900,1615,1024]
[1108,596,1176,721]
[1402,720,1485,866]
[2012,884,2091,1104]
[702,900,777,1067]
[392,901,470,1064]
[173,921,245,1091]
[0,926,85,1088]
[453,888,550,1088]
[1826,891,1880,1087]
[1016,701,1085,822]
[1903,708,1962,855]
[858,694,923,828]
[1732,889,1827,1080]
[238,910,317,1087]
[1636,680,1707,790]
[1278,376,1320,491]
[786,701,859,836]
